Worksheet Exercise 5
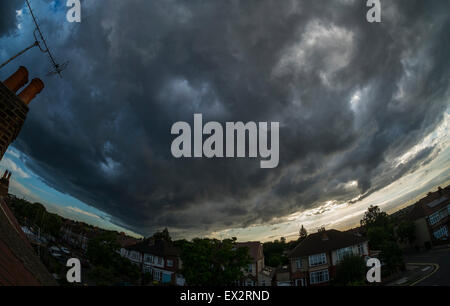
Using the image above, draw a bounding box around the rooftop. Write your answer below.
[288,229,367,258]
[0,198,56,285]
[126,238,180,257]
[236,241,264,262]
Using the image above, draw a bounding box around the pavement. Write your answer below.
[386,245,450,286]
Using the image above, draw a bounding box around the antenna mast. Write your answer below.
[0,0,68,77]
[25,0,68,78]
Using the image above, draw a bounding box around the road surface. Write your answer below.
[405,248,450,286]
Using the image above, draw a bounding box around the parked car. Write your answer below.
[60,247,71,255]
[49,246,62,258]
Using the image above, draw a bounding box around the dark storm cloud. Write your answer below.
[2,0,449,237]
[0,0,23,36]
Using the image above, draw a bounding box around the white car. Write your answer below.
[60,247,71,255]
[49,246,62,258]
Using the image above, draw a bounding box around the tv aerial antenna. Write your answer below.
[0,0,69,78]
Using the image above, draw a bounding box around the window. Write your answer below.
[310,269,330,285]
[153,270,162,281]
[309,253,327,267]
[248,264,253,272]
[130,251,140,261]
[157,257,163,265]
[143,266,152,273]
[296,259,302,269]
[358,243,365,255]
[144,254,153,263]
[429,209,447,225]
[433,226,449,240]
[336,246,353,262]
[167,260,173,267]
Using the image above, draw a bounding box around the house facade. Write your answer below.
[236,241,273,286]
[60,220,98,252]
[288,229,369,286]
[399,186,450,247]
[121,238,185,285]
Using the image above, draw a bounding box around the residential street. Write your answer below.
[405,247,450,286]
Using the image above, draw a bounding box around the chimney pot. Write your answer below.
[3,66,29,93]
[18,78,45,105]
[2,170,7,179]
[6,172,11,180]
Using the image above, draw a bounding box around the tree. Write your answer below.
[396,221,416,245]
[360,205,389,229]
[87,232,120,266]
[263,240,289,267]
[380,241,404,274]
[180,237,251,286]
[334,255,366,286]
[87,232,140,285]
[152,228,171,241]
[360,206,405,275]
[299,225,308,240]
[367,226,391,250]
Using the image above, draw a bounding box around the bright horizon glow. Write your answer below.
[1,109,448,242]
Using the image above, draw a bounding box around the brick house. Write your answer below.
[288,229,369,286]
[397,186,450,248]
[121,238,185,285]
[236,241,273,286]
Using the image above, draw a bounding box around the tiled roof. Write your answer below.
[288,229,367,258]
[117,234,140,248]
[400,186,450,221]
[236,242,263,261]
[126,238,180,257]
[0,198,57,286]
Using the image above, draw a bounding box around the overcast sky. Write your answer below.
[0,0,449,241]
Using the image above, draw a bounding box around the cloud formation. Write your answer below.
[1,0,449,237]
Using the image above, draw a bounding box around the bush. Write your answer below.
[334,255,366,286]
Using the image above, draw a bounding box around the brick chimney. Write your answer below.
[18,78,45,105]
[0,66,45,161]
[3,66,29,93]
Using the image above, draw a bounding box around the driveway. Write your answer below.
[405,247,450,286]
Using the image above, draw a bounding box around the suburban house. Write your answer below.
[60,219,99,252]
[397,186,449,248]
[236,241,273,286]
[121,238,185,285]
[116,232,140,249]
[288,229,369,286]
[274,266,291,286]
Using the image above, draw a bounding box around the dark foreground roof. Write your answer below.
[126,238,180,257]
[288,229,367,258]
[0,198,57,285]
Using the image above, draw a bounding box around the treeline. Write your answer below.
[7,196,62,238]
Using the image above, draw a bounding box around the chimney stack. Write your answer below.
[18,78,45,105]
[3,66,29,93]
